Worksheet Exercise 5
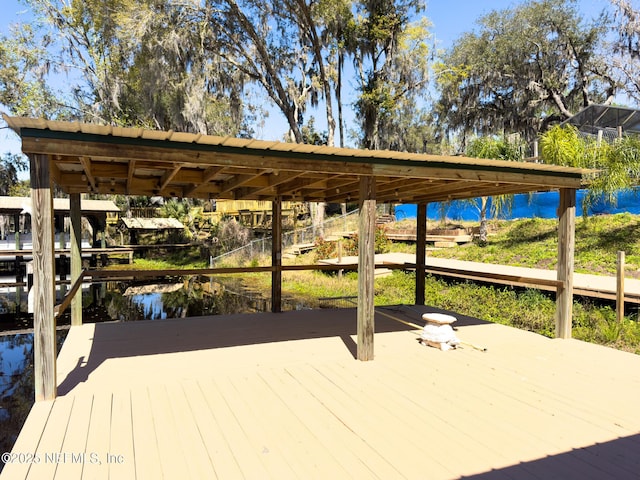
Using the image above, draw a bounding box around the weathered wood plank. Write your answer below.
[357,176,376,361]
[617,250,625,323]
[30,153,57,401]
[415,203,427,305]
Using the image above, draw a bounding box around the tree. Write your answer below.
[0,153,27,195]
[346,1,432,150]
[4,0,251,135]
[206,0,334,143]
[540,124,640,214]
[435,0,615,147]
[0,23,70,118]
[609,0,640,103]
[465,136,525,244]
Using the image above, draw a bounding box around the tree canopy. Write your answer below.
[435,0,615,147]
[540,124,640,211]
[1,0,639,158]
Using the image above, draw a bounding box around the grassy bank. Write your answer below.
[425,212,640,277]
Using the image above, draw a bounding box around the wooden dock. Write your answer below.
[359,253,640,304]
[2,307,640,479]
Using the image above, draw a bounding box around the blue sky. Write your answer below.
[0,0,613,157]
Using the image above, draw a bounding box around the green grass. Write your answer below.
[429,213,640,277]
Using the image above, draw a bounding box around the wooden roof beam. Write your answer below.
[80,157,97,192]
[324,183,363,203]
[219,172,267,195]
[126,160,136,194]
[234,171,304,199]
[183,166,225,197]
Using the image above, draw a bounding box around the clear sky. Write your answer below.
[0,0,615,157]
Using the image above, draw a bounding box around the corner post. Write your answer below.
[556,188,576,339]
[415,203,427,305]
[271,196,282,313]
[70,193,83,325]
[30,154,57,401]
[358,176,376,361]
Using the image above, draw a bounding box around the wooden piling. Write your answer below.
[357,176,376,361]
[70,193,83,326]
[617,251,625,323]
[30,153,57,401]
[271,196,282,313]
[555,188,576,339]
[415,203,427,305]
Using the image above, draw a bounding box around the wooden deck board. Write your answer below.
[0,401,53,479]
[226,373,343,479]
[197,378,272,479]
[129,387,163,480]
[180,380,243,479]
[164,383,217,479]
[26,395,74,480]
[53,394,93,480]
[375,351,615,480]
[81,393,111,480]
[4,307,640,479]
[257,368,392,479]
[146,384,191,478]
[109,391,136,479]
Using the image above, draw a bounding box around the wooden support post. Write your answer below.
[555,188,576,339]
[14,213,23,314]
[70,193,83,326]
[271,196,282,313]
[617,251,625,323]
[415,203,427,305]
[357,176,376,361]
[14,213,22,285]
[30,154,57,401]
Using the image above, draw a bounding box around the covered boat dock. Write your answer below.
[2,115,627,479]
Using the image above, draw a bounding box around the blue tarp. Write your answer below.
[394,188,640,221]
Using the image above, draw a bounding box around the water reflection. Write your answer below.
[0,276,311,471]
[0,331,67,471]
[99,277,306,322]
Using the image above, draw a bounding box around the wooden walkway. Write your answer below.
[2,307,640,479]
[325,253,640,304]
[421,255,640,303]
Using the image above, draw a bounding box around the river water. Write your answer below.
[0,277,305,471]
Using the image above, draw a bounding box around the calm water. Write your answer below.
[0,277,307,471]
